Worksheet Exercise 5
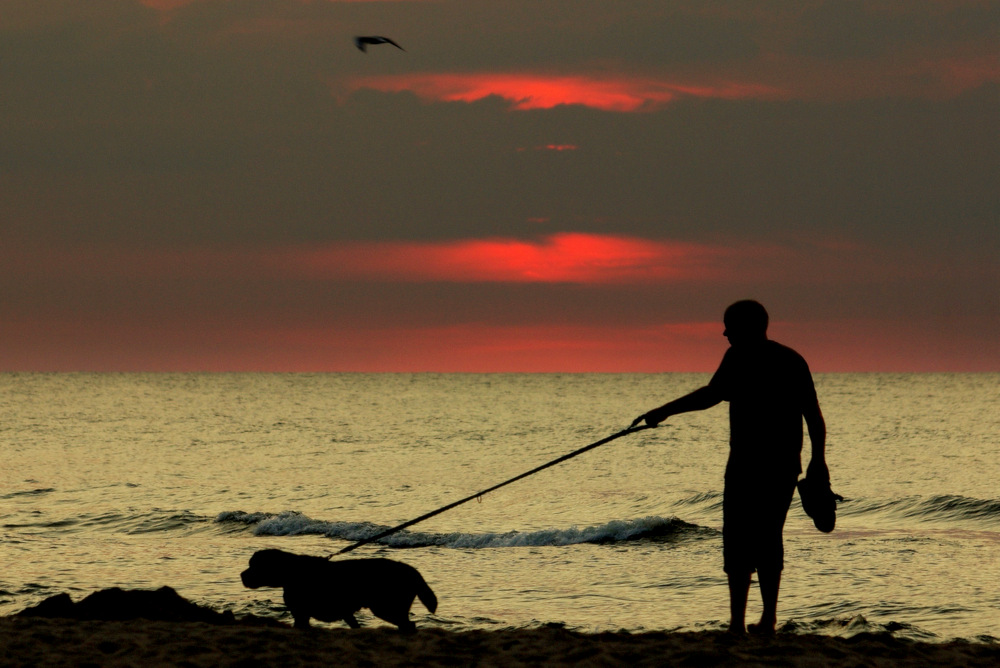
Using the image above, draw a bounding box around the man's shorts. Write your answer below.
[722,470,798,574]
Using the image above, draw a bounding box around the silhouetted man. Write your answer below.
[633,300,827,635]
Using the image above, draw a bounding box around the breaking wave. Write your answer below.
[215,511,715,549]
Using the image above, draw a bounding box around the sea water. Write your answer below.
[1,373,997,641]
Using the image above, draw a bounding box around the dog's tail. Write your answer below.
[415,574,437,614]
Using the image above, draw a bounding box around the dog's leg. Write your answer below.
[370,605,416,633]
[292,613,312,629]
[343,614,361,629]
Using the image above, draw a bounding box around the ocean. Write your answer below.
[1,373,997,642]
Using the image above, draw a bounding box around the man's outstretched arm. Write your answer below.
[634,385,723,427]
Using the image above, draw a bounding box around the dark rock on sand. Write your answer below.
[17,586,279,627]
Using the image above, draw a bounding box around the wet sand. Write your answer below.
[2,617,998,667]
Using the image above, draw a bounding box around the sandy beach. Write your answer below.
[1,617,997,667]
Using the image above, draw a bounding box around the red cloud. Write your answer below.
[349,73,783,111]
[280,233,740,283]
[0,234,746,284]
[10,233,966,288]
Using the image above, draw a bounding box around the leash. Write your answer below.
[331,424,654,557]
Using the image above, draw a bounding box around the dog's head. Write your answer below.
[240,549,299,589]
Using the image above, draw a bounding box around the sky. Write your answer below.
[1,0,997,372]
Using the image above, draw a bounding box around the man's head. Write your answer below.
[723,300,769,346]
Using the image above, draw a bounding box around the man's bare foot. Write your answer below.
[747,621,776,636]
[727,622,746,636]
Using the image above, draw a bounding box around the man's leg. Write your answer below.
[723,472,752,636]
[727,570,752,635]
[750,568,781,634]
[746,476,796,635]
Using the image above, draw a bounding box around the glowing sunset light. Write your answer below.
[349,73,782,111]
[284,233,734,283]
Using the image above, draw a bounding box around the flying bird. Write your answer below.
[354,36,405,53]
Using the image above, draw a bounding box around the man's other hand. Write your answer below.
[806,458,830,483]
